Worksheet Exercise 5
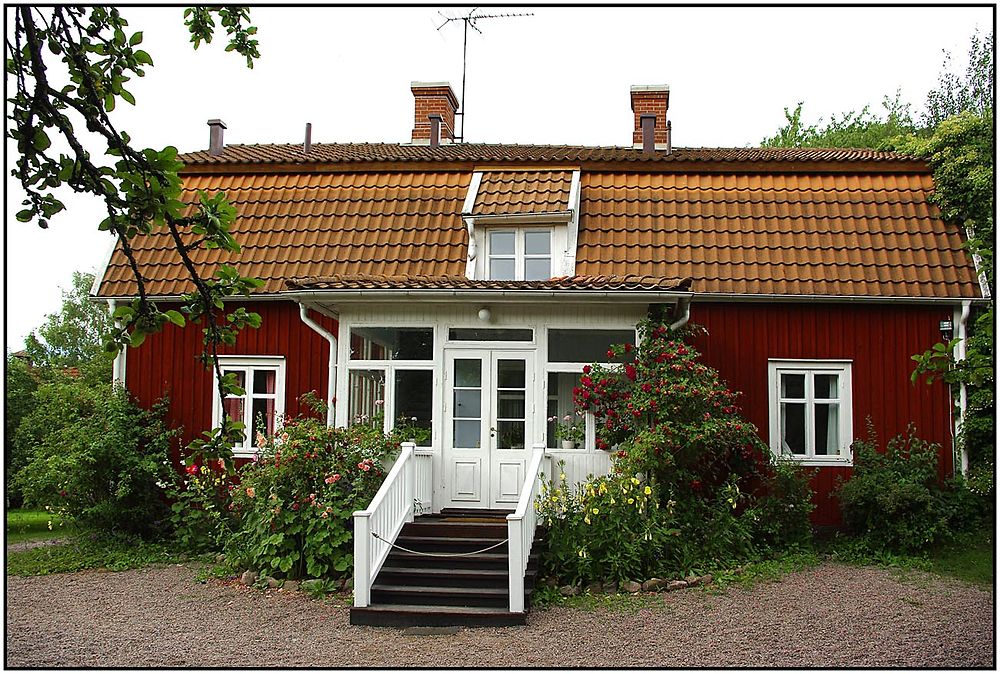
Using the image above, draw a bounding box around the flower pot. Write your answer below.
[561,440,576,450]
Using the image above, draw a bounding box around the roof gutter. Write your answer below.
[669,296,692,331]
[954,300,972,476]
[283,288,694,304]
[296,302,338,427]
[693,292,988,306]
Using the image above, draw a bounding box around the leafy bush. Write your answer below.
[837,422,979,553]
[537,468,678,584]
[167,458,240,553]
[224,412,399,580]
[15,379,177,539]
[5,353,38,507]
[539,320,815,583]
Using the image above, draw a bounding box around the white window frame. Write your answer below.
[486,227,553,281]
[767,359,853,466]
[212,355,286,459]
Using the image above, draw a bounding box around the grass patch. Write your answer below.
[709,549,821,592]
[6,534,185,576]
[6,508,70,544]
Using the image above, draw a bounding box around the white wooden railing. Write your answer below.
[414,447,433,513]
[506,443,548,613]
[353,442,417,608]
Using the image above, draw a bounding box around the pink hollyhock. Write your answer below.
[291,503,300,511]
[185,464,198,475]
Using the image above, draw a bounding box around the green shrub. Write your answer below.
[5,353,38,507]
[167,459,240,553]
[224,413,398,580]
[837,422,977,553]
[537,468,679,584]
[747,459,817,550]
[15,381,177,539]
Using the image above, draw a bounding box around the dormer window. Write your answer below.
[487,229,552,280]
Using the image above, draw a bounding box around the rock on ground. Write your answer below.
[5,563,994,668]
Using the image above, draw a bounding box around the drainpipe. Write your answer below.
[108,299,126,387]
[669,297,692,331]
[297,302,337,427]
[955,301,971,476]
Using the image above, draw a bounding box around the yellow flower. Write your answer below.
[584,515,591,524]
[610,497,615,505]
[598,482,607,495]
[551,496,559,503]
[592,507,599,515]
[628,498,635,504]
[560,473,566,481]
[644,486,652,495]
[631,477,640,485]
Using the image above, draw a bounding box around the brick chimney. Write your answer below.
[630,85,669,151]
[411,82,458,144]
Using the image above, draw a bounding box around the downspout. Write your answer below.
[297,302,337,427]
[955,300,971,476]
[669,297,692,331]
[107,299,126,387]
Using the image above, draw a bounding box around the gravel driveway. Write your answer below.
[6,562,993,667]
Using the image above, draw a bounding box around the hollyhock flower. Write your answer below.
[362,463,371,472]
[246,487,256,498]
[291,503,300,511]
[185,464,198,475]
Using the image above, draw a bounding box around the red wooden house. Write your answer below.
[92,82,984,624]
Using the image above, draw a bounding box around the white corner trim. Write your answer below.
[965,226,992,300]
[464,217,478,278]
[108,299,127,387]
[462,171,483,215]
[564,169,582,276]
[90,233,119,296]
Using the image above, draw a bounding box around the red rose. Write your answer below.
[607,349,615,359]
[624,364,637,381]
[582,365,591,374]
[624,343,633,352]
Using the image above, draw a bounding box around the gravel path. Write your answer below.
[6,562,993,667]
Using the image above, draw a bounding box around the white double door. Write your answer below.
[443,348,535,510]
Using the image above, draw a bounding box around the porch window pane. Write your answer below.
[454,420,480,448]
[780,402,806,455]
[547,372,584,448]
[350,327,433,360]
[547,329,636,363]
[497,420,525,449]
[449,328,533,342]
[348,369,386,427]
[393,370,433,445]
[524,258,551,281]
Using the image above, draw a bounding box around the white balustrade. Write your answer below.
[506,443,548,613]
[414,447,434,514]
[353,442,416,608]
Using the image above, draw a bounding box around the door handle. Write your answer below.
[489,426,497,437]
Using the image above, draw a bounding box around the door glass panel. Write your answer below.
[780,402,806,455]
[497,391,525,419]
[814,374,839,400]
[455,359,482,387]
[450,328,533,342]
[814,403,839,455]
[497,420,525,449]
[780,373,806,399]
[497,359,525,388]
[524,230,550,255]
[454,389,482,418]
[454,420,481,448]
[252,369,275,394]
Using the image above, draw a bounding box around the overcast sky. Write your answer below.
[4,5,992,350]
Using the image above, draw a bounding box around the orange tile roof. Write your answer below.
[576,172,979,297]
[472,170,573,216]
[93,147,982,301]
[286,274,690,292]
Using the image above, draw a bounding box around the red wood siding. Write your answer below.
[125,301,337,462]
[690,302,955,525]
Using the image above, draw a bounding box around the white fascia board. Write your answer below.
[90,233,120,297]
[564,170,582,276]
[468,211,573,225]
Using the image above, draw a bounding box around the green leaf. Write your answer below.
[164,310,186,327]
[104,94,115,112]
[121,89,136,106]
[129,330,147,348]
[16,209,33,222]
[129,31,143,46]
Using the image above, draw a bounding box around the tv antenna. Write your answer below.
[436,7,533,142]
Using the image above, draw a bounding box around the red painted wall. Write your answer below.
[689,302,955,525]
[125,301,337,461]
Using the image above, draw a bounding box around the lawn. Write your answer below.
[6,508,69,544]
[924,531,994,587]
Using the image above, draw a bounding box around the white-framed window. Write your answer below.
[767,360,853,466]
[212,356,286,458]
[486,228,552,280]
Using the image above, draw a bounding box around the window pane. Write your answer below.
[223,397,244,425]
[524,230,550,255]
[449,328,533,342]
[497,420,525,449]
[780,373,806,399]
[524,257,551,281]
[251,397,276,443]
[454,389,482,418]
[348,369,385,427]
[490,257,516,280]
[253,369,276,394]
[814,403,839,455]
[497,359,525,388]
[490,230,515,255]
[815,374,839,400]
[454,420,480,448]
[547,372,584,448]
[350,327,433,360]
[394,370,433,445]
[223,369,246,391]
[780,402,806,455]
[455,358,482,387]
[547,329,636,363]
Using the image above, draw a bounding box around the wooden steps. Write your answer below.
[349,509,543,628]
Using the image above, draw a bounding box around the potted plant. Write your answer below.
[549,414,585,449]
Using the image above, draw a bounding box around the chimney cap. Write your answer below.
[207,118,227,128]
[630,84,670,93]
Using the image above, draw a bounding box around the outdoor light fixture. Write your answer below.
[477,307,492,322]
[939,319,953,335]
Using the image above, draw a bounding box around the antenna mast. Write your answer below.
[436,8,533,142]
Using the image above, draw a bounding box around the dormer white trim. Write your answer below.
[564,170,582,276]
[463,172,484,278]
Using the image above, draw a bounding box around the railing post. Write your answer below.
[508,515,524,613]
[353,512,371,607]
[402,442,416,523]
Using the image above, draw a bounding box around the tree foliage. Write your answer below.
[760,92,916,149]
[923,30,994,128]
[7,7,263,469]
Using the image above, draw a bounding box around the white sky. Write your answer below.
[3,5,992,350]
